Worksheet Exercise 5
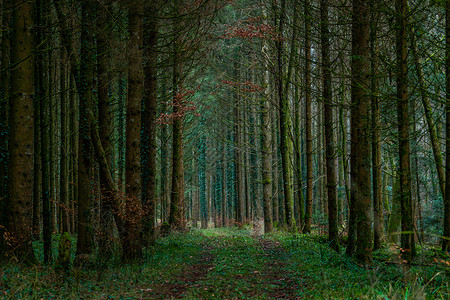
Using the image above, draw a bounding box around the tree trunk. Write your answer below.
[370,5,383,251]
[262,32,273,234]
[169,0,186,230]
[76,1,94,258]
[0,0,10,233]
[97,0,115,260]
[304,0,313,234]
[142,0,158,243]
[321,0,338,252]
[443,0,450,253]
[396,0,415,261]
[7,0,35,262]
[60,47,70,234]
[350,0,372,264]
[276,0,295,231]
[123,0,144,261]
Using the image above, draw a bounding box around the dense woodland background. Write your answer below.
[1,0,450,270]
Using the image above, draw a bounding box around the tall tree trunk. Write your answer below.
[233,59,245,225]
[276,0,295,231]
[304,0,313,234]
[396,0,415,261]
[123,0,144,261]
[97,0,115,259]
[169,0,186,230]
[7,0,35,262]
[60,47,70,234]
[370,5,383,251]
[37,0,52,263]
[142,0,158,243]
[0,0,10,235]
[321,0,338,252]
[350,0,372,264]
[262,33,273,234]
[222,143,227,227]
[76,1,94,258]
[443,0,450,253]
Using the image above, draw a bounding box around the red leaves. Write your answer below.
[157,87,202,125]
[221,16,284,42]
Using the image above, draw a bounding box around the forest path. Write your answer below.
[5,228,449,298]
[145,229,308,299]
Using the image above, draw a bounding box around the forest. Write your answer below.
[0,0,450,298]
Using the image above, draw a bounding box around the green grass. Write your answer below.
[1,228,449,299]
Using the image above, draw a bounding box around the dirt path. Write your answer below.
[143,245,214,299]
[257,238,303,299]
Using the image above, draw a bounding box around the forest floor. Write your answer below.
[1,227,450,299]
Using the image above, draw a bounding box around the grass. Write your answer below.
[0,227,449,299]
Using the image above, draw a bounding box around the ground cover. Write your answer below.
[1,227,449,299]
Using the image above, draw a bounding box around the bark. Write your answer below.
[396,0,415,261]
[321,0,338,252]
[233,59,245,225]
[443,0,450,253]
[222,143,227,227]
[169,0,186,230]
[60,48,70,234]
[124,0,144,261]
[7,0,35,262]
[0,1,10,245]
[76,1,94,257]
[370,6,383,251]
[142,0,158,242]
[276,0,295,231]
[350,0,372,264]
[262,32,273,234]
[304,0,313,234]
[97,0,115,259]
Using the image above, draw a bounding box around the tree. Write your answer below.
[169,0,186,230]
[370,1,382,251]
[321,0,338,251]
[304,0,313,234]
[350,0,372,264]
[6,0,35,262]
[396,0,415,261]
[142,0,159,243]
[123,0,144,261]
[76,0,95,258]
[275,0,295,231]
[443,0,450,253]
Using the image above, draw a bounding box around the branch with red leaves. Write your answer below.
[221,16,284,41]
[157,87,202,125]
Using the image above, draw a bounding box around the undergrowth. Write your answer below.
[0,227,448,299]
